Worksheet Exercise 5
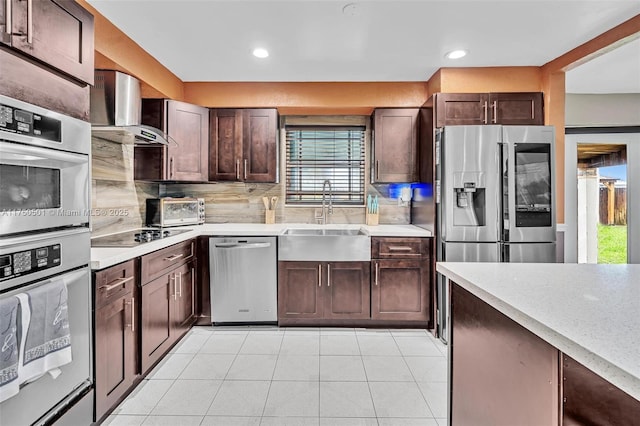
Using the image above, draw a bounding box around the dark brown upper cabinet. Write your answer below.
[434,92,544,128]
[372,108,419,183]
[210,108,278,183]
[136,99,210,181]
[0,0,94,85]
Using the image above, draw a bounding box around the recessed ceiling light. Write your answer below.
[253,48,269,59]
[445,50,467,59]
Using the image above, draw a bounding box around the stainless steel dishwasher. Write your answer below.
[209,237,277,324]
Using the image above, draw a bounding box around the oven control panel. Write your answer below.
[0,103,62,142]
[0,244,61,281]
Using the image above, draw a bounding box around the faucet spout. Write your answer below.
[319,179,333,225]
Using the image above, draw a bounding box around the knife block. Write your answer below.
[366,213,379,226]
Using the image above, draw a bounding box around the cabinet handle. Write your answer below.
[318,264,322,287]
[26,0,32,44]
[4,0,11,40]
[100,276,133,292]
[491,101,497,124]
[171,273,177,301]
[130,297,135,332]
[531,100,535,119]
[190,267,195,313]
[388,246,413,252]
[243,159,247,180]
[236,159,240,180]
[327,264,331,287]
[375,160,379,180]
[482,101,488,124]
[177,272,183,297]
[169,157,174,178]
[375,262,379,286]
[163,253,184,262]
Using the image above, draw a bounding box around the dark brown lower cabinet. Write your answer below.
[140,259,197,374]
[371,259,430,321]
[93,260,137,422]
[450,282,640,425]
[278,261,370,324]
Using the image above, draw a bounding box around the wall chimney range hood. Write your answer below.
[90,70,171,145]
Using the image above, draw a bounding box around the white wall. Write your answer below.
[565,132,640,264]
[566,94,640,127]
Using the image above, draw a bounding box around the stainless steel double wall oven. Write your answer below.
[0,95,93,425]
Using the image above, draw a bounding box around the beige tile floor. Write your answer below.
[103,326,448,426]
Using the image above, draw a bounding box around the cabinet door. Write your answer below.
[210,109,243,181]
[242,109,278,182]
[172,260,197,336]
[435,93,489,127]
[167,100,209,181]
[10,0,94,84]
[371,259,430,321]
[278,261,323,320]
[95,293,136,420]
[373,108,419,182]
[489,92,544,125]
[324,262,370,320]
[141,273,173,374]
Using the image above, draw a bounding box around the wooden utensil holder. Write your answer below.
[366,213,379,226]
[265,210,275,224]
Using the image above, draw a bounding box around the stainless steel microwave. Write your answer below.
[146,197,205,227]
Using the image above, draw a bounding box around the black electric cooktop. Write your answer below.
[90,228,192,248]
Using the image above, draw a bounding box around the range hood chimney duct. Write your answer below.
[91,70,171,145]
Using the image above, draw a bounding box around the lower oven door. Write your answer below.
[0,267,92,426]
[0,140,89,236]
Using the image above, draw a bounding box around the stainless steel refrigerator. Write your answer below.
[435,125,556,341]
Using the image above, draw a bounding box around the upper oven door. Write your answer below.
[0,141,89,236]
[0,95,90,155]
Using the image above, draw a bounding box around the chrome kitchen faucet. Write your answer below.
[316,179,333,225]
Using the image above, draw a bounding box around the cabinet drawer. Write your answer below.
[141,239,195,284]
[94,260,136,309]
[371,237,429,259]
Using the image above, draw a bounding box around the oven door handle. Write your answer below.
[0,139,88,165]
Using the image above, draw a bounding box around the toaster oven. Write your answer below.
[146,197,205,227]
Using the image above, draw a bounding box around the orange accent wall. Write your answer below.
[77,0,184,101]
[436,67,542,93]
[183,82,429,115]
[542,71,566,223]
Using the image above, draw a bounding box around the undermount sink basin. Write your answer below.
[283,228,367,236]
[279,227,371,261]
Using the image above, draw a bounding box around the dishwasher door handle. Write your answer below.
[214,242,272,249]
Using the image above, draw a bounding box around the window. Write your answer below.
[285,126,365,205]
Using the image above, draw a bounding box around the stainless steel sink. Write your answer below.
[279,228,371,261]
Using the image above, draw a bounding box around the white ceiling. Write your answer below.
[88,0,640,93]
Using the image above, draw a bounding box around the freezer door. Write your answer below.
[503,126,556,243]
[442,242,501,262]
[502,242,556,263]
[441,126,501,243]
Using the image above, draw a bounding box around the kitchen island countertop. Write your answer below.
[91,223,432,270]
[437,261,640,401]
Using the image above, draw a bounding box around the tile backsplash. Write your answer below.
[161,182,409,225]
[91,139,410,236]
[91,138,159,236]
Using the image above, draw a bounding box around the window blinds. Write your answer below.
[285,126,365,205]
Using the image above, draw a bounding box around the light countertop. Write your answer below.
[91,223,431,270]
[436,262,640,401]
